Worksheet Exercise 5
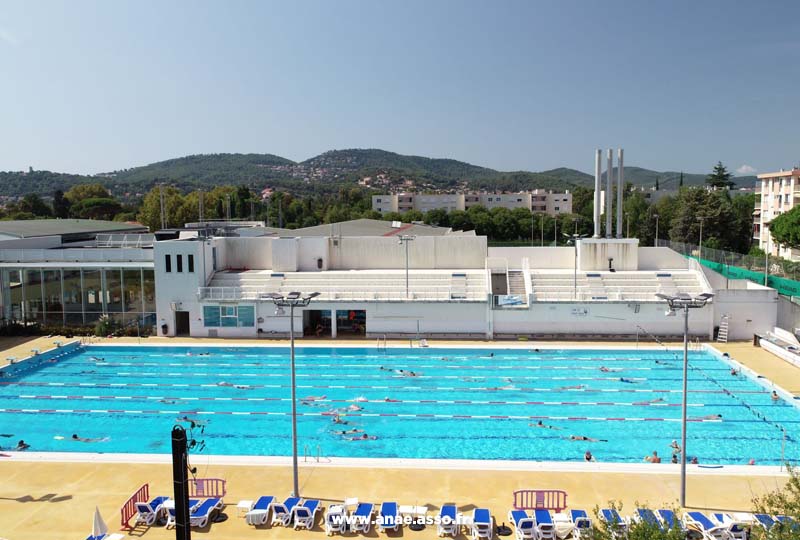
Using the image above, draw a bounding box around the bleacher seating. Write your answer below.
[200,269,487,302]
[529,270,709,302]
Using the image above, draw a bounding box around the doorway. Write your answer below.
[336,309,366,336]
[175,311,190,336]
[303,310,331,337]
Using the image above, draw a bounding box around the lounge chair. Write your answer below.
[378,501,400,533]
[752,513,776,531]
[272,496,301,527]
[134,496,170,526]
[569,509,593,539]
[600,508,627,538]
[165,499,201,528]
[351,502,375,534]
[656,509,683,531]
[438,504,459,537]
[325,504,348,536]
[245,495,275,526]
[189,497,223,529]
[776,515,799,532]
[294,499,321,530]
[533,509,556,540]
[684,511,728,540]
[472,508,493,540]
[508,510,536,540]
[634,509,663,530]
[710,513,747,540]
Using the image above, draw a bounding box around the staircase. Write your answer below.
[717,315,729,343]
[508,271,526,296]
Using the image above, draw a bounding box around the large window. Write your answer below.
[142,269,155,313]
[203,305,255,328]
[24,269,43,323]
[82,269,103,322]
[188,254,194,273]
[43,269,63,325]
[124,269,143,315]
[105,269,123,313]
[62,269,83,325]
[3,269,23,320]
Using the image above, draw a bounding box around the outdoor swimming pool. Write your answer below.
[0,344,797,464]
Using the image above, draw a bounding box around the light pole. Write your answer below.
[764,224,770,286]
[656,292,715,508]
[266,291,320,497]
[540,214,545,247]
[398,235,415,298]
[565,232,588,299]
[654,214,660,247]
[698,217,705,261]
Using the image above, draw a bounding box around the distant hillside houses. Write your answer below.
[373,190,572,216]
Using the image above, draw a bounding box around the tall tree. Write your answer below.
[706,161,735,189]
[64,183,110,203]
[52,189,71,218]
[769,206,800,251]
[679,172,684,187]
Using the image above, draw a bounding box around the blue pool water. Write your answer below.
[0,344,797,464]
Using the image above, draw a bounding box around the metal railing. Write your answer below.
[0,248,153,263]
[198,286,487,302]
[95,234,155,248]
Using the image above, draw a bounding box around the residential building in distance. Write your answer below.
[372,190,572,216]
[754,168,800,260]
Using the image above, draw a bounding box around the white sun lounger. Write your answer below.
[438,504,459,537]
[508,510,535,540]
[294,499,321,530]
[189,497,223,529]
[684,512,729,540]
[472,508,493,540]
[272,496,301,527]
[533,509,556,540]
[134,496,169,526]
[378,501,400,533]
[325,504,348,536]
[569,509,593,539]
[245,495,274,526]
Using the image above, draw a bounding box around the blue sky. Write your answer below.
[1,0,798,176]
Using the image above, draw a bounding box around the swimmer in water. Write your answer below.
[333,429,363,435]
[71,434,109,443]
[14,440,30,451]
[557,385,586,391]
[301,395,326,402]
[569,435,607,442]
[772,390,780,401]
[352,396,368,402]
[696,414,723,420]
[346,404,363,412]
[530,420,562,430]
[383,397,400,402]
[348,433,377,441]
[332,415,348,425]
[177,415,208,426]
[159,399,178,404]
[619,377,636,384]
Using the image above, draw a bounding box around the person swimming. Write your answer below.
[530,420,562,430]
[71,434,109,443]
[348,433,377,441]
[159,399,178,404]
[599,366,621,373]
[332,415,348,425]
[772,391,780,401]
[569,435,607,442]
[333,429,363,435]
[619,377,636,384]
[696,414,723,420]
[557,384,586,390]
[383,397,400,402]
[177,415,208,426]
[14,440,29,451]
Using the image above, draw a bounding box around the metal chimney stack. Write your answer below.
[605,149,613,238]
[593,149,602,237]
[616,148,624,238]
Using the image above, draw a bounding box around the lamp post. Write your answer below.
[764,224,770,286]
[655,292,715,507]
[540,214,545,247]
[565,232,588,299]
[398,235,415,298]
[654,214,660,247]
[266,291,320,497]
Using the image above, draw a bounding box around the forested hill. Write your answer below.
[0,149,757,199]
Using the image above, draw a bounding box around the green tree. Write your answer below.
[622,192,649,239]
[448,210,472,231]
[52,189,71,218]
[490,207,520,240]
[424,208,450,227]
[730,193,756,253]
[770,206,800,251]
[16,194,53,217]
[467,205,493,236]
[70,197,123,220]
[679,172,684,187]
[571,186,595,226]
[64,183,110,203]
[402,210,424,223]
[669,188,738,249]
[137,186,192,231]
[706,161,735,189]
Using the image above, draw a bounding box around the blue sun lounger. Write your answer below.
[600,508,627,538]
[753,513,776,530]
[293,499,320,530]
[272,496,301,527]
[635,509,663,529]
[165,499,201,528]
[656,509,683,531]
[189,497,223,529]
[534,509,555,540]
[438,504,459,537]
[134,496,170,526]
[684,511,728,540]
[472,508,493,540]
[378,501,400,532]
[352,502,375,534]
[508,510,535,540]
[245,495,275,526]
[568,509,592,539]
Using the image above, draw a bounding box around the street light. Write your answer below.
[654,214,660,247]
[655,291,715,507]
[398,235,416,298]
[265,290,320,497]
[564,232,588,299]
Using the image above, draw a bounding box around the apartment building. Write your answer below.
[755,168,800,260]
[372,190,572,216]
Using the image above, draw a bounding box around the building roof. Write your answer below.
[0,219,147,240]
[260,218,457,238]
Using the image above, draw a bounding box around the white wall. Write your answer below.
[154,240,206,336]
[0,236,62,249]
[488,247,574,269]
[272,239,298,272]
[638,247,691,270]
[713,288,778,340]
[331,236,486,270]
[297,237,329,271]
[223,237,272,270]
[577,239,639,271]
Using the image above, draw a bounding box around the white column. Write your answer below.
[606,149,613,238]
[330,309,337,338]
[616,148,624,238]
[593,149,602,237]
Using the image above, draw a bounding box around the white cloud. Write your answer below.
[736,164,757,175]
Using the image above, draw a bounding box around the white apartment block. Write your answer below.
[372,191,572,216]
[755,168,800,261]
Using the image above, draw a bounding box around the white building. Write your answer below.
[754,168,800,260]
[373,190,572,216]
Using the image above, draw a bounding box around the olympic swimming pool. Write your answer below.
[0,344,797,465]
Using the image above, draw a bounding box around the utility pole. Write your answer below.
[159,184,167,230]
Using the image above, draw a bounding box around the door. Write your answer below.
[175,310,190,336]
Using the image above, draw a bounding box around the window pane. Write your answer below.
[188,255,194,273]
[203,305,220,327]
[177,255,183,273]
[123,269,143,314]
[237,305,254,326]
[105,269,123,312]
[165,254,172,273]
[24,269,43,322]
[142,270,155,312]
[63,269,82,314]
[43,269,63,316]
[221,316,238,327]
[83,269,103,315]
[5,269,23,320]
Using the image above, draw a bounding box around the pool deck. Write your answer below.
[1,336,799,539]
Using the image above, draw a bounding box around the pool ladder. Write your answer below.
[376,335,387,353]
[303,444,323,463]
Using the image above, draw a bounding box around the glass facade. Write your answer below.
[1,267,155,327]
[203,304,255,328]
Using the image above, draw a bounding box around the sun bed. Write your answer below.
[600,508,627,538]
[189,497,223,529]
[710,513,747,540]
[245,495,275,526]
[568,509,593,539]
[472,508,493,540]
[272,496,301,527]
[351,502,375,534]
[656,509,683,531]
[634,509,663,530]
[325,504,348,536]
[294,499,321,530]
[378,501,400,533]
[684,511,728,540]
[534,509,556,540]
[508,510,535,540]
[751,513,775,530]
[165,499,201,528]
[438,504,459,537]
[134,496,169,526]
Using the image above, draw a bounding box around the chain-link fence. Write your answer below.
[663,240,800,297]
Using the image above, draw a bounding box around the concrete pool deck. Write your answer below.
[1,336,799,538]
